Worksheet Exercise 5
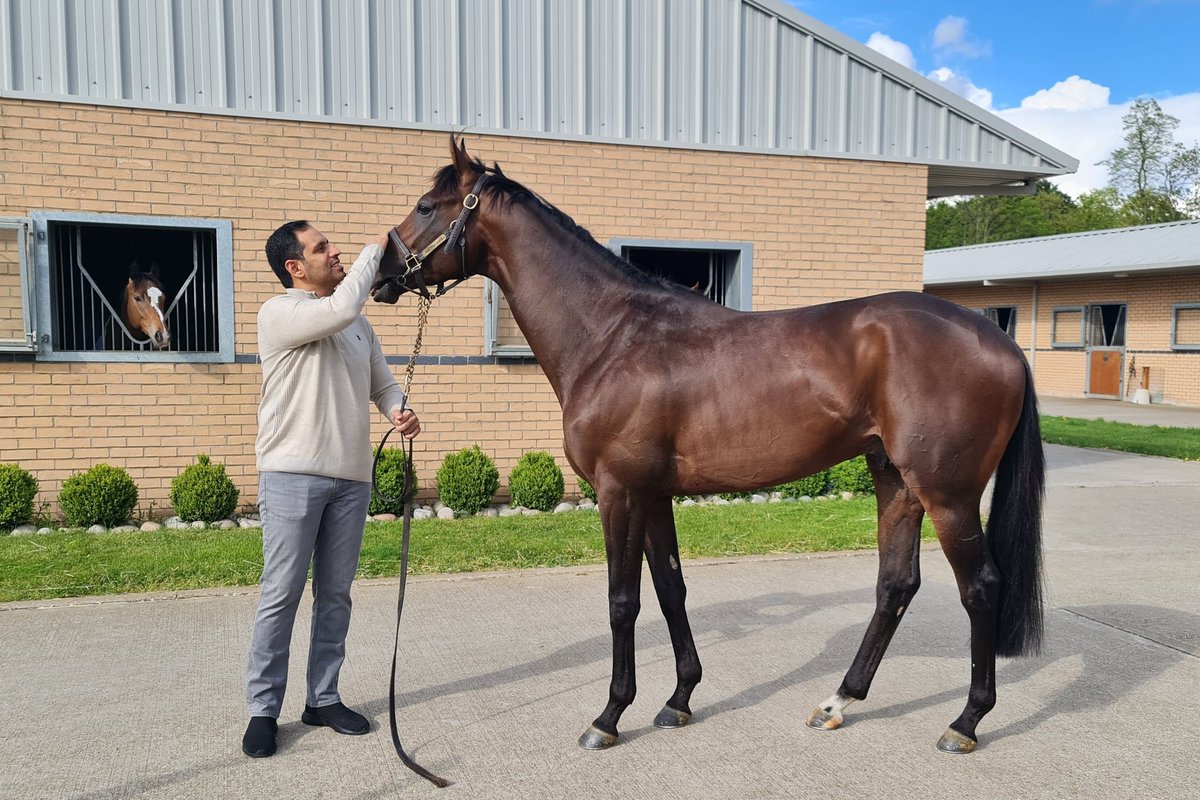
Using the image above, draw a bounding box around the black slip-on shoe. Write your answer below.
[242,716,278,758]
[301,702,370,735]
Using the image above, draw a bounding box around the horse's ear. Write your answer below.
[451,135,473,178]
[149,262,160,278]
[128,261,139,276]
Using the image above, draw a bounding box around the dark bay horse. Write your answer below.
[121,263,170,349]
[375,139,1044,755]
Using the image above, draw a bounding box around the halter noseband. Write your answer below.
[385,173,490,300]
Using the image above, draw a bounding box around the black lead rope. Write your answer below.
[371,423,451,789]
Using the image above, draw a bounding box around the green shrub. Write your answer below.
[718,490,753,501]
[170,454,240,522]
[577,478,597,503]
[776,470,830,499]
[369,447,417,515]
[829,456,874,494]
[59,464,139,528]
[436,445,500,516]
[0,464,39,529]
[508,451,565,512]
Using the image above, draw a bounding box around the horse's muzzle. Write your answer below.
[370,277,406,304]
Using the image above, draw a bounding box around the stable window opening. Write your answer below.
[32,213,234,362]
[980,306,1017,338]
[1087,304,1127,348]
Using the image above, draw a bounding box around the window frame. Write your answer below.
[1051,305,1086,349]
[1171,302,1200,351]
[30,211,235,363]
[481,238,754,358]
[0,216,37,352]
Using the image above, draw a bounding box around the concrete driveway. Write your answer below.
[2,444,1198,799]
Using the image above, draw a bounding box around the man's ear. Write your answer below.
[284,258,306,281]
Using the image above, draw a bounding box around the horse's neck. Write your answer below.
[482,209,642,399]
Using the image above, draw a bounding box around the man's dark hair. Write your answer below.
[265,220,311,288]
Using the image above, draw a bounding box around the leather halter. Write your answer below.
[385,173,490,300]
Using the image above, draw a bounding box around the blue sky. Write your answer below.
[785,0,1200,197]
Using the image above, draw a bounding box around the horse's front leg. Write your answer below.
[643,496,702,729]
[579,488,647,750]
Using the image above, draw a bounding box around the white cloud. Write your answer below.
[852,27,1200,199]
[1019,76,1110,111]
[865,32,916,71]
[928,67,994,111]
[999,90,1200,197]
[932,16,990,59]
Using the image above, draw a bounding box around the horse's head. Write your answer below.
[123,262,170,349]
[372,137,492,304]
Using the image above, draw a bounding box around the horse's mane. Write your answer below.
[432,160,687,295]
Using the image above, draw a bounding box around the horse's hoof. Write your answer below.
[653,705,692,728]
[936,728,977,754]
[578,725,619,750]
[805,705,844,731]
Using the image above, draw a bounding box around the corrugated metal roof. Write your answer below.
[0,0,1077,197]
[925,219,1200,285]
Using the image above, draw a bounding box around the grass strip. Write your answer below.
[0,498,935,603]
[1039,415,1200,460]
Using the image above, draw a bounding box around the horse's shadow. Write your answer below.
[367,585,1193,751]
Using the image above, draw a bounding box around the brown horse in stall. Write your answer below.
[121,263,170,350]
[374,138,1044,755]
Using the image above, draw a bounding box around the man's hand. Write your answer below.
[391,408,421,439]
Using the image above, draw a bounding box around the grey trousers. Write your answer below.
[245,471,371,718]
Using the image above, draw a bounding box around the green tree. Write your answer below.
[1099,98,1200,224]
[925,182,1081,249]
[1060,188,1126,233]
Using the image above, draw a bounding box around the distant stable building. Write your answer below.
[925,220,1200,406]
[1,0,1074,511]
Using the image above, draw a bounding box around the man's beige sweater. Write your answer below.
[255,244,407,483]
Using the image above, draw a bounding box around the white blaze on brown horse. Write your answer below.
[375,137,1045,756]
[122,264,170,349]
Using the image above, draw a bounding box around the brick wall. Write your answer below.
[1,97,927,516]
[929,273,1200,406]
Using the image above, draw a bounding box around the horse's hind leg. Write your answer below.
[807,452,924,731]
[643,497,702,729]
[926,499,1000,754]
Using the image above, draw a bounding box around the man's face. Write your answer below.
[291,227,344,296]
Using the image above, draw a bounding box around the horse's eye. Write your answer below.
[416,202,432,216]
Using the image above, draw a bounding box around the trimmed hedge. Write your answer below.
[0,463,39,529]
[776,470,830,499]
[369,447,417,515]
[577,478,597,503]
[829,456,873,494]
[170,454,240,522]
[59,464,139,528]
[436,445,499,516]
[508,451,565,512]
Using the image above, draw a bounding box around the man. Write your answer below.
[243,221,420,758]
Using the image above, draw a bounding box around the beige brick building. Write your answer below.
[926,221,1200,406]
[0,1,1074,516]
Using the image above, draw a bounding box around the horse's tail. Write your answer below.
[987,360,1046,657]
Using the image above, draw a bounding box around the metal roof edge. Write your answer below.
[925,218,1200,258]
[925,259,1200,286]
[1,88,1052,178]
[751,0,1080,173]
